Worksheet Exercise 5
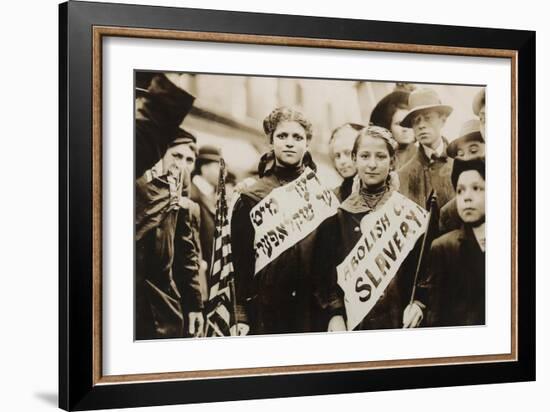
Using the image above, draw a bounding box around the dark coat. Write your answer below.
[397,141,455,210]
[230,167,328,335]
[190,181,216,261]
[190,181,216,291]
[421,225,486,327]
[333,175,354,202]
[135,173,203,340]
[314,189,423,331]
[439,197,462,235]
[395,143,418,171]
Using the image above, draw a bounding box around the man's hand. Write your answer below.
[178,197,198,210]
[327,315,347,332]
[232,323,250,336]
[403,302,424,328]
[188,312,205,337]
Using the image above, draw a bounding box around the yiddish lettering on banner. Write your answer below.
[251,167,339,274]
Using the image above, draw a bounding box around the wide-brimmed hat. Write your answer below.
[447,119,484,158]
[400,88,453,128]
[472,89,485,116]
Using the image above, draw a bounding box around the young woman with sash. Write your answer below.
[231,107,339,336]
[314,126,428,332]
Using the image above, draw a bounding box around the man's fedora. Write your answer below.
[446,119,484,158]
[400,88,453,128]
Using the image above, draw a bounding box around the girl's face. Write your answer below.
[330,128,358,178]
[455,140,485,161]
[271,120,309,168]
[456,170,486,224]
[391,108,415,145]
[354,135,393,188]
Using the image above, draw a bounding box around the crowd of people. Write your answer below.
[135,72,486,339]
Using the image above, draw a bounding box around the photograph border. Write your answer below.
[60,1,535,410]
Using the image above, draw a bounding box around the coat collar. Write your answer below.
[240,173,281,203]
[339,186,395,214]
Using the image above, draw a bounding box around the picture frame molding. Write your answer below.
[59,1,535,410]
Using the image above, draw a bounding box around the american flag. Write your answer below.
[205,158,237,337]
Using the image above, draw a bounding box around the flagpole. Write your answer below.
[409,190,436,305]
[229,277,238,336]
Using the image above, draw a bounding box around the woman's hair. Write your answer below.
[328,122,365,146]
[258,107,317,177]
[369,91,410,131]
[263,106,313,143]
[352,125,398,158]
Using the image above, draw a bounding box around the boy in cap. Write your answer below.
[439,118,486,234]
[418,158,486,327]
[397,88,455,210]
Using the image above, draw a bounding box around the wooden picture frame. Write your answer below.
[59,1,535,410]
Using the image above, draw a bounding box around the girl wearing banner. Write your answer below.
[230,107,339,336]
[315,125,428,332]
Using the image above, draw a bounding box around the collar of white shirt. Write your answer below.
[422,139,445,160]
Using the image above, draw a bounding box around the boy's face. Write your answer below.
[411,109,446,149]
[454,140,485,161]
[456,170,485,224]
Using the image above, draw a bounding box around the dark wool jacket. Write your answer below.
[190,181,216,271]
[231,166,330,335]
[438,197,462,235]
[420,225,486,327]
[397,141,455,210]
[333,175,355,202]
[313,188,423,331]
[135,174,203,340]
[394,143,418,171]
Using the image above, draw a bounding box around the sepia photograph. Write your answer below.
[57,2,535,409]
[134,70,486,340]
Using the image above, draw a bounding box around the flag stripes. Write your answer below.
[205,158,237,337]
